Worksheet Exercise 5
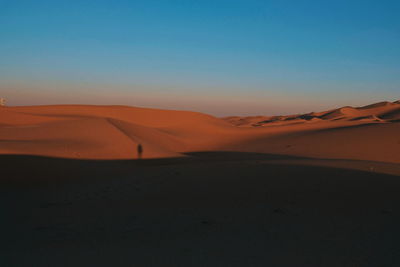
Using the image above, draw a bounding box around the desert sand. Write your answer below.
[1,101,400,266]
[1,101,400,164]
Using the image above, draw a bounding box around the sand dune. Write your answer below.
[2,101,400,267]
[0,101,399,164]
[219,101,400,164]
[225,100,400,126]
[226,122,400,164]
[223,115,271,127]
[7,105,226,128]
[0,105,233,159]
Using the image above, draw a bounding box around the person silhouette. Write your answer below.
[137,143,143,159]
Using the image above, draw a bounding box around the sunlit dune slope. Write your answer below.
[225,122,400,164]
[0,105,235,159]
[8,105,228,128]
[0,109,73,126]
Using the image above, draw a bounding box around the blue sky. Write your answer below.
[1,0,399,115]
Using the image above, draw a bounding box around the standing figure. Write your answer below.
[137,143,143,159]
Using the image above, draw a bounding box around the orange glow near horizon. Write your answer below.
[1,80,398,117]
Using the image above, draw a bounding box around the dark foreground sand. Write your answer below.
[2,152,400,267]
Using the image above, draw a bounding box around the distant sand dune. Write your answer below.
[225,100,400,126]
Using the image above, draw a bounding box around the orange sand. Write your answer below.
[1,101,399,163]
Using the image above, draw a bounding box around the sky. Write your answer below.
[1,0,399,116]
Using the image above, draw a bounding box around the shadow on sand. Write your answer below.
[0,152,307,184]
[1,151,398,184]
[1,152,400,266]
